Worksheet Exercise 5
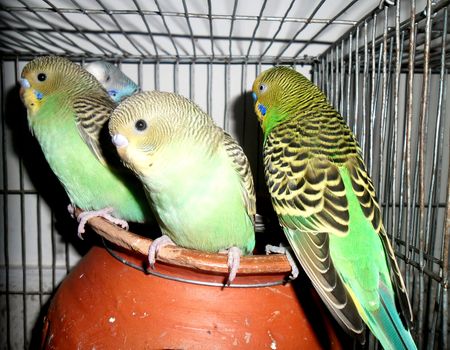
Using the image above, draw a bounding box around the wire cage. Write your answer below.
[0,0,449,349]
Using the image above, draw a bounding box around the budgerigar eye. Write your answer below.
[259,84,267,93]
[135,119,147,131]
[37,73,47,82]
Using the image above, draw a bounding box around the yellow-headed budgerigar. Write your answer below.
[20,56,153,237]
[252,66,416,349]
[85,61,139,102]
[108,91,256,283]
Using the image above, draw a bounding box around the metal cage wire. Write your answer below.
[313,2,449,349]
[0,0,449,349]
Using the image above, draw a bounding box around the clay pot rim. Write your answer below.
[76,208,292,276]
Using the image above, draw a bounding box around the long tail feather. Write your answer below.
[363,283,416,350]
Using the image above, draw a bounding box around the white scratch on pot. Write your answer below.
[244,332,252,344]
[268,330,277,349]
[159,331,167,338]
[108,316,116,323]
[266,287,293,300]
[268,310,280,322]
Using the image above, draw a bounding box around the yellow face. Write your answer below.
[251,76,268,126]
[19,82,42,117]
[20,56,70,118]
[20,68,54,117]
[251,69,279,132]
[20,56,103,119]
[109,90,201,178]
[109,103,157,177]
[252,66,302,134]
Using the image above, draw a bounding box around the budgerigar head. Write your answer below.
[85,61,140,102]
[20,56,109,119]
[251,66,322,136]
[109,90,212,177]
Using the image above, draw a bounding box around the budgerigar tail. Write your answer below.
[363,283,417,350]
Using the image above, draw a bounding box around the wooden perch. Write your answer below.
[75,208,293,275]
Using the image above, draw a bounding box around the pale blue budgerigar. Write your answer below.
[109,91,256,283]
[85,61,140,102]
[20,56,153,237]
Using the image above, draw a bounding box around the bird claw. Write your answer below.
[75,207,129,240]
[219,246,242,286]
[67,204,76,218]
[148,235,176,268]
[265,244,299,280]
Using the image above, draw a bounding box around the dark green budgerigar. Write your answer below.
[109,91,256,283]
[252,66,416,349]
[20,56,153,237]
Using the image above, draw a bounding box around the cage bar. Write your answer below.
[0,1,448,349]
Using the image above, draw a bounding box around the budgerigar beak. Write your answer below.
[112,133,129,160]
[20,78,31,89]
[19,78,31,102]
[112,134,129,148]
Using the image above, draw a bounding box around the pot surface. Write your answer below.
[42,244,347,349]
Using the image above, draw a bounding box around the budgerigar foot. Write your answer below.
[76,207,129,239]
[148,235,176,268]
[219,246,242,285]
[266,244,299,280]
[67,204,76,218]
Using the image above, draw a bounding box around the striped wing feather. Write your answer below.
[265,109,412,339]
[73,95,116,166]
[223,132,256,220]
[265,113,364,339]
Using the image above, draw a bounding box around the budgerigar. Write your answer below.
[20,56,153,237]
[85,61,139,102]
[252,66,416,349]
[109,91,256,283]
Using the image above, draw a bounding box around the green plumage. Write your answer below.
[252,66,416,349]
[108,91,255,255]
[20,56,151,223]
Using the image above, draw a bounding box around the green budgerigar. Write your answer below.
[20,56,153,237]
[252,66,416,349]
[109,91,256,283]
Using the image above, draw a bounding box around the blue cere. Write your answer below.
[251,92,257,102]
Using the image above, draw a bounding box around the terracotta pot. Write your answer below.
[41,214,348,349]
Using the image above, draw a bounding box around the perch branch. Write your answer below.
[75,208,293,275]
